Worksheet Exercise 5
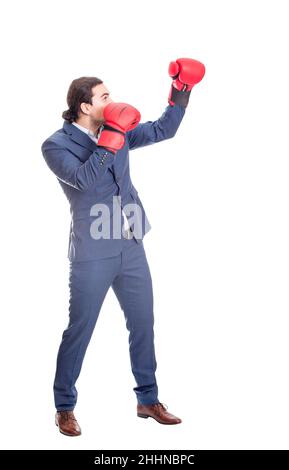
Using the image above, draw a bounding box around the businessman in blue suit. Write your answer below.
[41,58,205,436]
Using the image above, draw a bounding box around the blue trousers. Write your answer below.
[53,233,159,410]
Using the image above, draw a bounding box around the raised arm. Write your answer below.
[126,103,186,150]
[127,57,205,151]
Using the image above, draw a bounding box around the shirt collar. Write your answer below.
[72,121,103,141]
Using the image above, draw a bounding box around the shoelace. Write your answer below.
[59,411,76,421]
[151,402,169,416]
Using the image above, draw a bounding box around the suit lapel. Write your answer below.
[63,121,98,153]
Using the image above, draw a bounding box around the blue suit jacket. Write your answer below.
[41,103,186,261]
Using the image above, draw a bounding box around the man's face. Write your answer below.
[81,83,113,123]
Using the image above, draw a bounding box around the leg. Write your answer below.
[112,239,159,405]
[54,255,120,411]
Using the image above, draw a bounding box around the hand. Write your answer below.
[168,58,205,108]
[98,102,141,154]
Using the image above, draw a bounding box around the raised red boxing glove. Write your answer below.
[168,58,205,108]
[98,102,141,154]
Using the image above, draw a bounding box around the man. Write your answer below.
[41,58,205,436]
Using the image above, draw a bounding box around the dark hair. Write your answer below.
[62,76,103,123]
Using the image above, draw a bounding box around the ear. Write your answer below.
[80,102,91,116]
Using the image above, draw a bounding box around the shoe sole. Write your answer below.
[137,413,181,425]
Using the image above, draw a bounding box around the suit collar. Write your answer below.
[63,120,98,152]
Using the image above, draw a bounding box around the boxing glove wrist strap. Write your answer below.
[170,85,191,108]
[102,124,125,136]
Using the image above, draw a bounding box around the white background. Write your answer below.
[0,0,288,450]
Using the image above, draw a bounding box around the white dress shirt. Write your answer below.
[72,122,130,230]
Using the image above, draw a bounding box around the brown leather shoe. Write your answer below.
[55,410,81,436]
[137,402,182,425]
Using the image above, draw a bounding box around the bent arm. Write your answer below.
[41,140,114,191]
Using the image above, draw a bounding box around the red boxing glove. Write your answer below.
[168,58,205,108]
[98,102,141,154]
